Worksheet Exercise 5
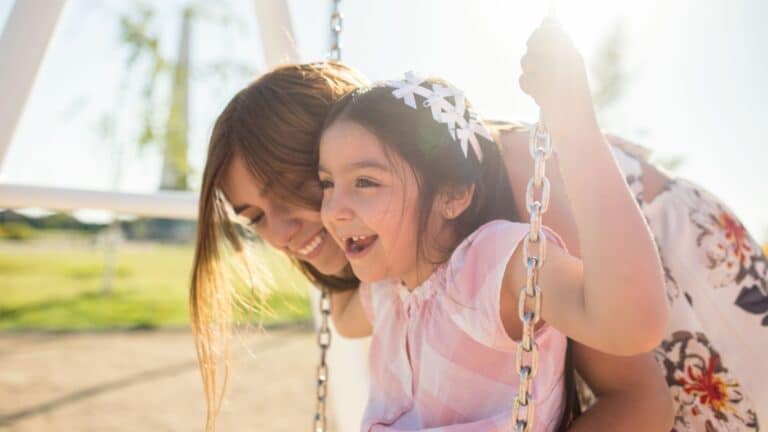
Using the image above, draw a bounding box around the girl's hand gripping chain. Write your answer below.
[519,19,597,141]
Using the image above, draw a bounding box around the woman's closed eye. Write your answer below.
[248,212,264,226]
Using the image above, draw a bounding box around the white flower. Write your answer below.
[388,71,430,109]
[385,71,488,161]
[423,84,454,121]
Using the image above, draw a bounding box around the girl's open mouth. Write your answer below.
[344,234,378,259]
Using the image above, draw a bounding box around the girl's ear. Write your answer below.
[439,184,476,220]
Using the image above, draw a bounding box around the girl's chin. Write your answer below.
[349,265,384,285]
[307,250,350,277]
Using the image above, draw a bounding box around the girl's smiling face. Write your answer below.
[319,121,443,288]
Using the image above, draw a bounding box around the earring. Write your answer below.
[444,207,453,218]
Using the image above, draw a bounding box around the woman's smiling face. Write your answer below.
[222,153,349,275]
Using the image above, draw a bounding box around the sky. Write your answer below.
[0,0,766,241]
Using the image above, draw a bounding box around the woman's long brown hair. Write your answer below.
[189,62,367,430]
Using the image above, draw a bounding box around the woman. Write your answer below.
[191,59,765,430]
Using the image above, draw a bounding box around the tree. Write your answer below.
[117,1,253,192]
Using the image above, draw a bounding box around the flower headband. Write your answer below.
[385,71,492,162]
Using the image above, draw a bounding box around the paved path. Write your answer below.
[0,326,340,431]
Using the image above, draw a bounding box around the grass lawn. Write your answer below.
[0,234,312,331]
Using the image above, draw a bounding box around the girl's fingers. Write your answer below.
[541,16,560,27]
[527,21,562,46]
[527,22,572,56]
[520,51,557,75]
[520,53,533,73]
[526,26,549,49]
[519,72,544,101]
[518,73,532,96]
[521,50,545,72]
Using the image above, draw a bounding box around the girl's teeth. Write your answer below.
[347,234,376,254]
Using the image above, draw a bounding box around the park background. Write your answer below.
[1,0,766,431]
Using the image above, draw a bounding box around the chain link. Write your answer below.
[313,288,333,432]
[328,0,343,61]
[315,2,343,428]
[512,115,552,432]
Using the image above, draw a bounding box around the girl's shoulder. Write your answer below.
[441,220,567,349]
[451,219,566,263]
[444,220,529,302]
[445,219,568,303]
[357,279,403,325]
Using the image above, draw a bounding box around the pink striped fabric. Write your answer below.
[358,220,568,431]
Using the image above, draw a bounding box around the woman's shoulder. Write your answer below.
[493,123,529,156]
[495,123,673,205]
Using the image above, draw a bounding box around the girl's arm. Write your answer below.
[514,20,667,354]
[501,235,660,355]
[567,342,674,431]
[330,289,372,338]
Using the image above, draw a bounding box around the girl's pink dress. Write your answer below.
[358,220,568,431]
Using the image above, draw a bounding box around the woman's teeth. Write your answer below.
[298,232,323,256]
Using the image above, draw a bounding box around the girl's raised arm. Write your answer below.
[513,20,667,354]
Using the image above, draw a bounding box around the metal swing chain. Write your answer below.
[314,2,344,431]
[328,0,343,62]
[511,115,553,432]
[512,4,558,429]
[314,289,332,432]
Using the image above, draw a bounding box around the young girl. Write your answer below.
[316,68,671,430]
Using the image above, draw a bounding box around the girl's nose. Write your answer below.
[321,189,354,223]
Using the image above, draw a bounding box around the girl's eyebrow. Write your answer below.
[318,160,390,173]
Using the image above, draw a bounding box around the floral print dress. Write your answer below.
[611,147,767,431]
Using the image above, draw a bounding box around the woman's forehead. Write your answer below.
[223,154,319,208]
[223,156,267,196]
[227,152,311,188]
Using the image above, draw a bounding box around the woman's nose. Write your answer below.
[267,207,302,249]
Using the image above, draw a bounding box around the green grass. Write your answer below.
[0,237,312,331]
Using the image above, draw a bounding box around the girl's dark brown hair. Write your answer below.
[321,81,519,262]
[189,61,367,430]
[320,80,580,428]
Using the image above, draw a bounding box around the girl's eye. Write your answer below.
[355,178,379,188]
[318,179,334,190]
